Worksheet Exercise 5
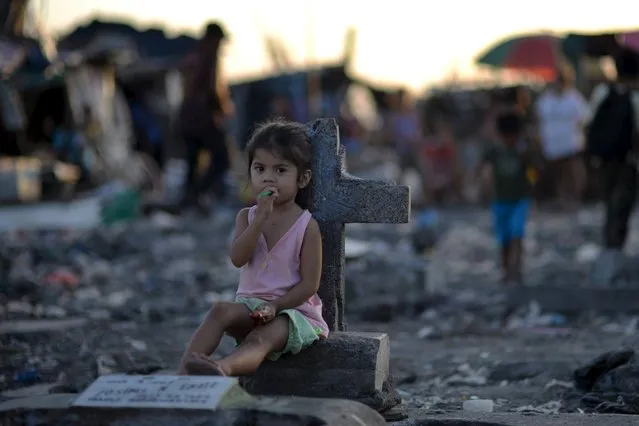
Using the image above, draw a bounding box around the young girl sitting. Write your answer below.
[178,120,327,376]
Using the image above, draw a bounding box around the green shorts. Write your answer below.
[235,297,322,361]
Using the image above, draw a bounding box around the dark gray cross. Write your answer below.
[306,118,411,332]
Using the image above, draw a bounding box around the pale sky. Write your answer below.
[41,0,638,89]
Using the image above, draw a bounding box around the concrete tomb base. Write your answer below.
[241,331,401,413]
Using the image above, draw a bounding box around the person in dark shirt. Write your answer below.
[477,109,535,284]
[178,22,233,214]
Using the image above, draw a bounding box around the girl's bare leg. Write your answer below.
[216,316,289,376]
[178,302,254,374]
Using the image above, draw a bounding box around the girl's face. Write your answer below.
[250,148,310,205]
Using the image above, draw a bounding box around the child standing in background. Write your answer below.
[477,110,536,284]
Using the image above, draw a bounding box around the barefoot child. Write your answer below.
[477,110,534,284]
[178,120,327,376]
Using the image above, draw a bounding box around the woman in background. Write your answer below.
[535,68,590,210]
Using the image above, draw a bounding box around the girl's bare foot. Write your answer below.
[184,353,228,376]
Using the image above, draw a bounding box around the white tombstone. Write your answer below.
[72,375,250,411]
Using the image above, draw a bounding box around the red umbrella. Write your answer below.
[476,35,563,81]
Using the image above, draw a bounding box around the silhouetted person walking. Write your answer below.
[588,50,639,250]
[178,22,233,214]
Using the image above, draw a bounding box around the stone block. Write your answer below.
[240,331,399,411]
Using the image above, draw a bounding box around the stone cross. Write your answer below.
[305,119,410,331]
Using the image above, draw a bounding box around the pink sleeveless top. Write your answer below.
[237,206,329,337]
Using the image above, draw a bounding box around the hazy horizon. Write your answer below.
[40,0,638,90]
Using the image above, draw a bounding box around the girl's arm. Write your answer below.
[272,219,322,313]
[229,208,266,267]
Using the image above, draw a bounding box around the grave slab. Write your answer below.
[241,332,397,410]
[0,375,386,426]
[241,118,409,417]
[71,374,250,410]
[507,285,639,314]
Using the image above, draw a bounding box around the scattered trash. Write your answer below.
[513,400,561,414]
[544,379,573,391]
[13,369,40,385]
[96,354,117,376]
[43,269,80,289]
[411,209,440,254]
[99,187,141,226]
[463,399,494,413]
[575,243,601,264]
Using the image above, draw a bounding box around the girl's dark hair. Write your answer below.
[246,119,313,208]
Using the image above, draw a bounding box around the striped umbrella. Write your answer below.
[476,35,563,81]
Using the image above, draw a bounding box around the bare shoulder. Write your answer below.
[304,217,321,239]
[233,208,251,234]
[301,217,322,261]
[236,207,250,222]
